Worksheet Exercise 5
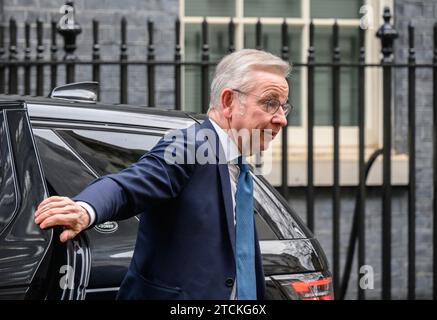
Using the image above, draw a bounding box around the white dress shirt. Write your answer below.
[209,119,241,224]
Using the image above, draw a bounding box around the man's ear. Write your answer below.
[220,88,234,119]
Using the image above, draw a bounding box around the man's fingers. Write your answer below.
[34,196,89,243]
[60,229,77,243]
[35,196,71,216]
[35,205,76,225]
[36,197,59,211]
[37,199,71,215]
[39,212,80,230]
[37,196,67,209]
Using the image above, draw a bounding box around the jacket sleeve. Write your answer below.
[73,129,196,225]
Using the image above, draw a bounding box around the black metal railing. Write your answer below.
[408,22,416,301]
[0,4,436,300]
[434,22,437,302]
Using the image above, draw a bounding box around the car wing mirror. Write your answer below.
[49,81,99,103]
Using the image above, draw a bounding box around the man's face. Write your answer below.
[229,70,289,154]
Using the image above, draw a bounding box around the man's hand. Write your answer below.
[34,196,90,243]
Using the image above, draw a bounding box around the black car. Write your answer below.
[0,82,332,300]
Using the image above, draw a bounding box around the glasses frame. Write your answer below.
[231,88,293,117]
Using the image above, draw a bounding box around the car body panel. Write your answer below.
[0,102,53,299]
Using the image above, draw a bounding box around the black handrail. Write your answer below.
[339,148,383,300]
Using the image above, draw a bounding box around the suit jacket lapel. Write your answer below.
[199,119,236,260]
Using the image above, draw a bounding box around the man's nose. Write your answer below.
[272,111,288,127]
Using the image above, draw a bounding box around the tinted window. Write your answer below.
[33,129,97,197]
[7,110,47,211]
[254,209,278,240]
[253,175,308,240]
[56,129,161,175]
[0,112,18,233]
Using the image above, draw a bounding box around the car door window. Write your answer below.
[254,208,279,240]
[33,129,97,198]
[253,175,308,240]
[56,129,161,176]
[0,112,18,234]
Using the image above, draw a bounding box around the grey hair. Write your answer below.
[208,49,291,112]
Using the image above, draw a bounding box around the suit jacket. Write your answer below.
[73,119,265,299]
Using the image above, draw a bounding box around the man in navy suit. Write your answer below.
[34,49,291,299]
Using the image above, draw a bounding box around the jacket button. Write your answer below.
[225,278,234,287]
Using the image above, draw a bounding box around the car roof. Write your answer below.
[0,94,207,130]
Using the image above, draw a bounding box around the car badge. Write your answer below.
[94,221,118,234]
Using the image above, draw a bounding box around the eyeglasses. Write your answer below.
[232,88,293,117]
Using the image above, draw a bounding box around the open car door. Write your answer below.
[0,101,53,299]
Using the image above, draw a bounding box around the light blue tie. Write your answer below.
[235,157,257,300]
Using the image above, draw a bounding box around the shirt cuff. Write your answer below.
[76,201,96,227]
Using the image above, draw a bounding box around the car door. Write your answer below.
[39,126,163,299]
[0,101,53,299]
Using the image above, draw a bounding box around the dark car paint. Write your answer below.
[0,102,52,299]
[0,97,330,299]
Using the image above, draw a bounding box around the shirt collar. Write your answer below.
[209,118,240,163]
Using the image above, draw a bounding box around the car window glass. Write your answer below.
[253,175,307,240]
[56,129,161,176]
[0,112,18,233]
[33,129,97,197]
[254,208,279,240]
